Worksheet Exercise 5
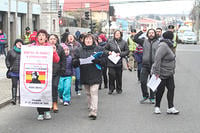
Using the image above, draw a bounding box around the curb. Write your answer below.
[0,99,11,109]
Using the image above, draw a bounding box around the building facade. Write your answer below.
[0,0,60,49]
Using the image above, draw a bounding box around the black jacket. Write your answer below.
[53,44,66,76]
[104,39,129,67]
[73,44,103,85]
[6,49,20,73]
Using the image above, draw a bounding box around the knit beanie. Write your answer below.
[14,39,24,46]
[163,31,174,40]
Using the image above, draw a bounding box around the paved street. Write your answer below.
[0,44,200,133]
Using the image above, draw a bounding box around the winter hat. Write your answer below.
[163,31,174,40]
[168,25,174,29]
[14,39,24,46]
[60,43,68,50]
[98,34,107,42]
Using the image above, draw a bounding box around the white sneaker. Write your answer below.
[167,107,179,114]
[77,91,81,96]
[63,102,69,106]
[154,107,161,114]
[37,114,44,121]
[59,99,63,103]
[44,111,51,120]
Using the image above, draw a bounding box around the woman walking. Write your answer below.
[48,34,66,112]
[73,33,104,120]
[6,39,24,105]
[30,29,60,120]
[151,31,179,114]
[104,30,129,94]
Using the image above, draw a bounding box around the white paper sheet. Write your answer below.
[147,74,161,92]
[79,56,95,65]
[108,51,121,64]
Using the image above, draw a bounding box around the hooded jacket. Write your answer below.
[133,30,159,69]
[151,39,176,79]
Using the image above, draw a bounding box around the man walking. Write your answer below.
[168,25,178,53]
[133,28,159,104]
[127,29,137,71]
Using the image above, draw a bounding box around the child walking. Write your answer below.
[58,44,74,106]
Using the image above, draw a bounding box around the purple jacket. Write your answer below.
[63,55,75,76]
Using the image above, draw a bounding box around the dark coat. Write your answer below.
[73,44,103,85]
[104,39,129,67]
[63,55,74,76]
[6,49,20,73]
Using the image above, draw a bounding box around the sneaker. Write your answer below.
[149,99,155,104]
[167,107,179,114]
[154,107,161,114]
[89,115,97,120]
[140,97,148,104]
[59,99,63,103]
[44,111,51,120]
[37,114,44,121]
[63,101,69,106]
[77,91,81,96]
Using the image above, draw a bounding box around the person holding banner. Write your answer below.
[30,29,60,120]
[73,33,104,120]
[151,31,179,115]
[48,34,66,112]
[6,39,24,105]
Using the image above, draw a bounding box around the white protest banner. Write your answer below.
[20,45,53,108]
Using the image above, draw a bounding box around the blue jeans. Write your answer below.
[58,76,72,102]
[75,67,80,92]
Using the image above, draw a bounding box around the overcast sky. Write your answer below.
[110,0,195,17]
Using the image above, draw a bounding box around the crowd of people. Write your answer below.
[5,25,179,121]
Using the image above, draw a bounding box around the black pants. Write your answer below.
[108,67,122,93]
[37,108,50,115]
[37,75,60,114]
[52,75,60,102]
[11,77,19,100]
[101,66,108,87]
[11,77,18,90]
[140,67,154,99]
[155,76,175,108]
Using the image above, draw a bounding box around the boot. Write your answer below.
[11,88,17,105]
[53,102,58,113]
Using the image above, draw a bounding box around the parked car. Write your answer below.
[181,31,197,44]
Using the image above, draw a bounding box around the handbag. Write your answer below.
[6,69,11,79]
[115,41,129,70]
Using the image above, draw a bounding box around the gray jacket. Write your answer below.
[133,31,159,69]
[151,41,176,79]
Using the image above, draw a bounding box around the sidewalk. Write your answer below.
[0,56,12,108]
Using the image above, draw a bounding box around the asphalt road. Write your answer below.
[0,44,200,133]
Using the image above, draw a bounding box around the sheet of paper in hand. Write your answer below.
[147,74,161,92]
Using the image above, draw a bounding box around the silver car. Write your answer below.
[181,32,197,44]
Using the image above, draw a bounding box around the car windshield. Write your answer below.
[184,32,195,36]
